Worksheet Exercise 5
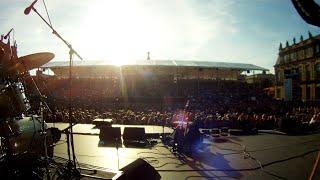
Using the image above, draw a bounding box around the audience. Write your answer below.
[26,77,320,134]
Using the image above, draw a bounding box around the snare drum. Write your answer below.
[0,82,30,118]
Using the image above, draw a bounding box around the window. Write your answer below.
[284,54,289,63]
[306,64,311,81]
[306,47,313,58]
[298,50,305,60]
[290,52,297,61]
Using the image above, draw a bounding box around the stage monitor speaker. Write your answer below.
[123,127,146,141]
[99,127,121,142]
[116,158,161,180]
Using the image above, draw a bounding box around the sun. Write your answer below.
[74,1,164,65]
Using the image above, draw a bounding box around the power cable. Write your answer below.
[156,149,319,172]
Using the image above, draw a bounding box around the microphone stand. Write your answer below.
[28,6,82,178]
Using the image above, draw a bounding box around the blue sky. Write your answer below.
[1,0,320,73]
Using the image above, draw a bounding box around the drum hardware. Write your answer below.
[40,101,51,180]
[0,28,58,179]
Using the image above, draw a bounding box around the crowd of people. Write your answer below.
[25,78,319,135]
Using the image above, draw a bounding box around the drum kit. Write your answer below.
[0,33,60,179]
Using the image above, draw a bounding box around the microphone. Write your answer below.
[4,28,13,39]
[24,0,38,15]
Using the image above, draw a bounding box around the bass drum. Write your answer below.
[0,82,30,118]
[0,116,57,179]
[0,116,54,161]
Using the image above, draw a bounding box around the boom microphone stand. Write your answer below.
[25,2,83,178]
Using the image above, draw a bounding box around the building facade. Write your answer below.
[245,73,274,88]
[274,32,320,101]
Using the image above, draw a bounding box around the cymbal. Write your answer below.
[10,52,55,72]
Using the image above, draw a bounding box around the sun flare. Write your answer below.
[75,1,165,65]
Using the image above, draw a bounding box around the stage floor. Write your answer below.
[50,123,320,180]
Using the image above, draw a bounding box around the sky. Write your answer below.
[1,0,320,73]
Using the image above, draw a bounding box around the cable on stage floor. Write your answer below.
[156,148,320,172]
[154,137,319,179]
[52,138,319,179]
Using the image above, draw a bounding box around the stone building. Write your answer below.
[274,32,320,101]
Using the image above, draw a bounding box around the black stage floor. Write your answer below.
[49,123,320,180]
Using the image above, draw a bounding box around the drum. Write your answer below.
[0,116,55,171]
[0,82,30,118]
[6,117,53,156]
[0,116,57,179]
